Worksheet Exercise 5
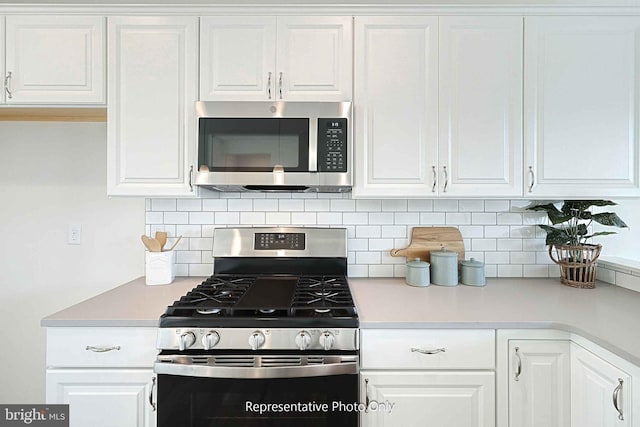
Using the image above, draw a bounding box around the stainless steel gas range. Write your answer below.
[154,227,359,427]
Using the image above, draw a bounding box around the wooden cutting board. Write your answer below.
[390,227,465,262]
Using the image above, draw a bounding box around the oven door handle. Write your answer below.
[154,360,358,379]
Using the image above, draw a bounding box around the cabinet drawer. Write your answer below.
[360,329,495,369]
[46,327,157,368]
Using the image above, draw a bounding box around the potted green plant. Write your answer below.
[526,200,628,288]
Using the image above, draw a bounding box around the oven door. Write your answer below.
[155,353,358,427]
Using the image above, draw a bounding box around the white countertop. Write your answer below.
[42,276,640,365]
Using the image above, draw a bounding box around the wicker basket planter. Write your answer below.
[548,244,602,289]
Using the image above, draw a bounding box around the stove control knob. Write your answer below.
[248,331,266,350]
[295,331,312,350]
[319,331,335,351]
[178,331,196,351]
[202,331,220,350]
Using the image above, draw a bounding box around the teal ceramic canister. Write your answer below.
[405,258,430,287]
[430,247,459,286]
[460,258,486,286]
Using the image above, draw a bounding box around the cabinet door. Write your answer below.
[0,16,4,104]
[276,16,352,101]
[571,344,631,427]
[525,17,640,197]
[200,16,276,101]
[46,369,156,427]
[107,16,198,196]
[508,340,571,427]
[360,371,495,427]
[354,16,438,198]
[439,16,523,197]
[5,15,105,104]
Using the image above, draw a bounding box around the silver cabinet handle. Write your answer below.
[411,347,446,355]
[267,72,272,99]
[514,347,522,381]
[432,166,437,193]
[279,72,283,99]
[188,165,194,192]
[528,166,535,192]
[364,378,370,412]
[4,72,12,99]
[443,165,449,192]
[85,345,121,353]
[613,378,624,421]
[149,377,156,412]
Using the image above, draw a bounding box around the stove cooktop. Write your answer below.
[159,274,358,328]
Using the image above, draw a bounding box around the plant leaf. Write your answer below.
[538,225,570,246]
[576,223,588,236]
[527,203,572,224]
[583,231,617,239]
[591,212,628,228]
[562,200,617,213]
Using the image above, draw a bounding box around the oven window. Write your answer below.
[199,118,309,172]
[158,374,357,427]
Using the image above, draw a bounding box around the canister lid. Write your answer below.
[407,258,430,268]
[430,247,458,258]
[461,257,484,268]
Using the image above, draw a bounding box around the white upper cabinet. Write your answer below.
[0,17,5,104]
[439,16,523,197]
[525,16,640,197]
[107,16,198,197]
[200,16,352,101]
[354,16,439,198]
[354,16,522,198]
[4,15,105,104]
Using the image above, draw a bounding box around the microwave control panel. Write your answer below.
[317,118,347,172]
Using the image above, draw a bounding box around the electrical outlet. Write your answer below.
[68,224,82,245]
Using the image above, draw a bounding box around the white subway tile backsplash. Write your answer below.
[164,212,189,224]
[177,199,202,212]
[291,212,316,225]
[472,212,497,225]
[305,199,330,212]
[253,199,279,212]
[240,212,266,225]
[615,272,640,292]
[434,199,458,212]
[484,200,510,212]
[174,264,189,277]
[265,212,291,225]
[203,199,228,211]
[152,198,177,211]
[356,199,382,212]
[381,225,407,238]
[382,199,407,212]
[369,213,394,225]
[356,226,381,238]
[596,267,616,284]
[459,200,484,212]
[189,212,214,225]
[408,199,433,212]
[148,197,564,279]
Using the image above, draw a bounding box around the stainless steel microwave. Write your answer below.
[194,101,352,192]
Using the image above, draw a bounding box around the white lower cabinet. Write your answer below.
[360,329,496,427]
[46,369,156,427]
[360,371,495,427]
[572,344,632,427]
[45,327,158,427]
[507,340,571,427]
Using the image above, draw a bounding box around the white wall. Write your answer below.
[0,122,144,403]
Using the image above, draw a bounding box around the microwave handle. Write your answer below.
[309,118,318,172]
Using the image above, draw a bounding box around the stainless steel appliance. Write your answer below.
[194,101,352,192]
[153,227,359,427]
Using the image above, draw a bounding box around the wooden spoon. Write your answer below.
[167,236,183,252]
[141,235,161,252]
[155,231,167,251]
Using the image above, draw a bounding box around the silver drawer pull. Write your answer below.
[514,347,522,381]
[86,345,121,353]
[411,347,446,355]
[613,378,624,421]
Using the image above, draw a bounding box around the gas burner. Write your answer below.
[314,290,333,297]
